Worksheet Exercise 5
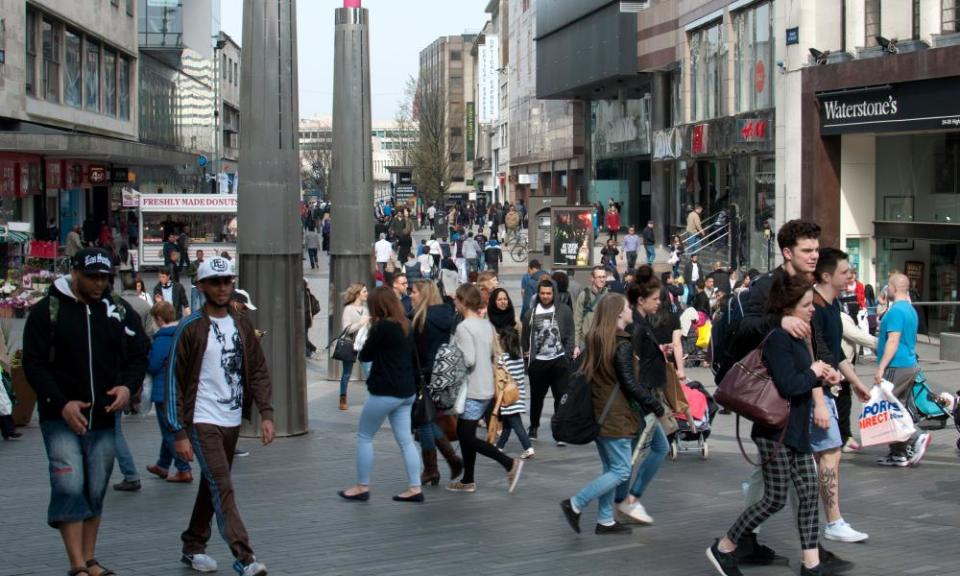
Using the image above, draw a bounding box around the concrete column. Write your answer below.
[238,0,308,437]
[651,71,671,243]
[328,2,375,380]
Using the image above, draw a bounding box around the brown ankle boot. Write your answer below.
[435,435,463,480]
[421,449,440,486]
[339,395,348,411]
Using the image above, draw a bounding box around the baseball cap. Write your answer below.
[73,248,113,275]
[196,256,235,281]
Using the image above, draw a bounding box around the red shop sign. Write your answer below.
[89,166,108,184]
[691,124,709,155]
[737,119,769,142]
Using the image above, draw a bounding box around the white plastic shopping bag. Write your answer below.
[0,380,12,416]
[453,382,469,416]
[858,380,916,447]
[353,324,369,352]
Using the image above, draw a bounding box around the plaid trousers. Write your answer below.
[727,436,820,551]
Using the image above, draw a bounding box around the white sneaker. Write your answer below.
[239,560,268,576]
[520,447,535,459]
[181,554,218,573]
[616,501,653,524]
[823,519,869,543]
[908,433,931,467]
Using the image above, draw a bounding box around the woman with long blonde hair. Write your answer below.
[560,293,664,535]
[338,283,369,411]
[410,280,463,485]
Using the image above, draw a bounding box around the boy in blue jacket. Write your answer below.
[145,301,193,483]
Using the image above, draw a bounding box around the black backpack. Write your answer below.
[710,290,746,385]
[551,370,619,445]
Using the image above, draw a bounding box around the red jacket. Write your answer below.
[606,211,620,231]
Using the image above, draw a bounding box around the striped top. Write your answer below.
[498,353,527,416]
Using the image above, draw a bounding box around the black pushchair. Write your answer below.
[668,380,719,460]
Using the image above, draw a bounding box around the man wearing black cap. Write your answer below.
[22,248,149,576]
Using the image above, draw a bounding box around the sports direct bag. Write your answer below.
[858,380,916,447]
[550,371,619,445]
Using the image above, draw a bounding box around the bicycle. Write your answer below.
[509,233,528,263]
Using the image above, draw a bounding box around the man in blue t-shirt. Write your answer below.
[875,272,929,467]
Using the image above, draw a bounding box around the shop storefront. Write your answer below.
[653,109,776,270]
[803,45,960,335]
[137,194,237,268]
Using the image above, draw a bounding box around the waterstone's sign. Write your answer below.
[818,77,960,135]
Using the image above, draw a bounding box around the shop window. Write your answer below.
[85,38,100,111]
[945,0,958,33]
[865,0,881,47]
[25,8,37,96]
[104,48,117,116]
[41,17,60,102]
[689,20,724,121]
[118,56,130,120]
[734,1,774,113]
[64,29,82,108]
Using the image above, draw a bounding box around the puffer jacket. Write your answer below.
[147,324,178,403]
[592,332,664,438]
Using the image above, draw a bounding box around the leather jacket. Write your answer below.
[594,332,665,438]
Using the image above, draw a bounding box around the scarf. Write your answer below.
[487,288,516,331]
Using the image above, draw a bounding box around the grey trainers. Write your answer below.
[234,559,267,576]
[181,554,218,573]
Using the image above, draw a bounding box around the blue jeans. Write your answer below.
[645,244,656,265]
[155,402,191,472]
[617,422,667,501]
[190,285,206,311]
[356,394,421,487]
[114,412,139,482]
[40,419,116,527]
[339,360,370,396]
[495,414,532,451]
[571,437,633,524]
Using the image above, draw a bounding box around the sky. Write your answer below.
[221,0,491,122]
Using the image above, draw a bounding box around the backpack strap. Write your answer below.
[48,295,59,364]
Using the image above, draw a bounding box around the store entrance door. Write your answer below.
[930,242,960,333]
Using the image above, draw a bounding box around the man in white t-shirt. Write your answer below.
[164,257,274,576]
[374,233,393,276]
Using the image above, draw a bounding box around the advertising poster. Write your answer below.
[552,207,593,268]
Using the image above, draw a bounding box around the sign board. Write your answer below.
[551,207,594,268]
[466,102,476,162]
[139,194,237,213]
[786,27,799,45]
[736,118,769,142]
[121,187,140,208]
[110,167,129,183]
[818,77,960,135]
[691,124,709,155]
[477,35,500,124]
[653,127,684,160]
[198,155,208,167]
[88,166,107,184]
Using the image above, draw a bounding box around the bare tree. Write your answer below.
[411,72,451,205]
[390,76,417,168]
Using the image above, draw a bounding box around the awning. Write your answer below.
[0,231,31,244]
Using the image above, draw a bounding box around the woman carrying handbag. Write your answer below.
[707,274,833,576]
[410,280,463,485]
[338,283,370,411]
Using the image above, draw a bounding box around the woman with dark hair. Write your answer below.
[707,274,831,576]
[487,287,518,333]
[338,286,423,503]
[494,327,534,458]
[560,293,664,535]
[447,284,524,493]
[410,280,463,485]
[864,283,878,334]
[615,266,671,524]
[552,270,573,311]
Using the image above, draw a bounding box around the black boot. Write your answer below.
[734,532,776,565]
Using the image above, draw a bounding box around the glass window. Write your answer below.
[127,0,134,16]
[735,1,774,112]
[118,56,130,120]
[450,50,462,61]
[42,18,60,102]
[25,8,37,96]
[945,0,957,33]
[234,62,238,86]
[85,39,100,111]
[64,29,82,108]
[222,53,227,79]
[689,21,723,121]
[865,0,881,47]
[140,0,183,46]
[450,127,462,137]
[104,49,117,116]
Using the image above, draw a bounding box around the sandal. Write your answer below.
[85,559,118,576]
[67,569,89,576]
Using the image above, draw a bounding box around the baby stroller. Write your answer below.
[680,308,710,368]
[906,371,960,449]
[668,380,719,460]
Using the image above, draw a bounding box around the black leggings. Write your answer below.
[457,418,513,484]
[836,382,852,443]
[527,357,569,432]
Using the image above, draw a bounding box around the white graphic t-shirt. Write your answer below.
[193,315,244,427]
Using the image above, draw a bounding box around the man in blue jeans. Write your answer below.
[642,220,657,265]
[23,248,149,576]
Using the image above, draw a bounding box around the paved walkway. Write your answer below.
[2,256,960,575]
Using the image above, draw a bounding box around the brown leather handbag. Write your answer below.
[714,337,789,429]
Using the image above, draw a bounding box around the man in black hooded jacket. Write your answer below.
[23,248,149,576]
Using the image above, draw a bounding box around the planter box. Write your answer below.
[12,366,35,427]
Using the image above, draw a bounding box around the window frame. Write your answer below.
[865,0,881,47]
[945,0,958,33]
[63,27,83,108]
[25,8,37,97]
[41,17,61,103]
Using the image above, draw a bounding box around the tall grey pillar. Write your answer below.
[327,1,375,380]
[238,0,308,436]
[651,71,671,246]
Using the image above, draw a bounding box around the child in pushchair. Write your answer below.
[669,380,719,460]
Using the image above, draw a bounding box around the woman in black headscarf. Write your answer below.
[487,287,518,333]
